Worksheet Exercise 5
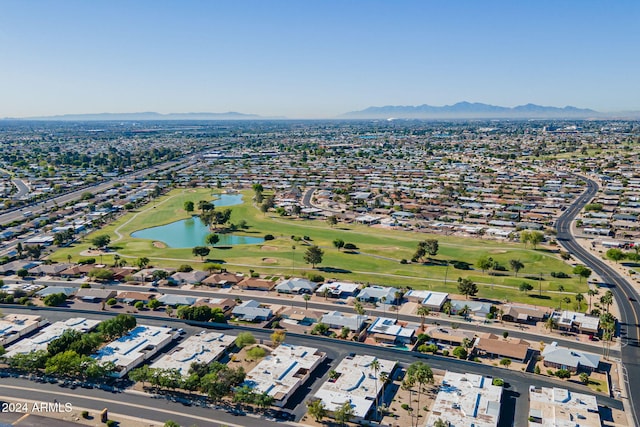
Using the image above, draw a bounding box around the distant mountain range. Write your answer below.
[341,102,602,119]
[9,111,268,121]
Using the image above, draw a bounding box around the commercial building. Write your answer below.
[528,386,600,426]
[0,314,47,346]
[93,325,177,378]
[150,331,236,376]
[5,317,100,357]
[426,372,502,427]
[243,343,325,407]
[313,354,396,422]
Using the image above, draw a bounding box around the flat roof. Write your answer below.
[313,354,396,419]
[93,325,176,375]
[150,331,236,376]
[529,386,600,427]
[244,343,325,404]
[426,371,502,427]
[0,314,45,346]
[5,317,100,357]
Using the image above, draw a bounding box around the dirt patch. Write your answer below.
[489,250,508,254]
[153,241,167,248]
[262,258,278,264]
[261,245,278,251]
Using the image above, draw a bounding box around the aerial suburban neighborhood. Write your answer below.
[0,118,637,427]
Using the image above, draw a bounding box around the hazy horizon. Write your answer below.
[1,0,639,119]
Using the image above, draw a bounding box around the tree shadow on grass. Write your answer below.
[529,294,551,300]
[318,267,352,274]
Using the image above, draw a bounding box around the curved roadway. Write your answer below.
[556,175,640,426]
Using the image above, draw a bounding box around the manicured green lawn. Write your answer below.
[50,188,587,307]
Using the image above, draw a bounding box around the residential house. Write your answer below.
[356,285,400,304]
[472,333,530,362]
[275,277,318,294]
[541,342,601,373]
[232,300,273,322]
[237,277,276,291]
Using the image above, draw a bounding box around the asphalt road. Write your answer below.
[10,178,30,200]
[0,306,623,427]
[555,175,640,427]
[12,277,617,358]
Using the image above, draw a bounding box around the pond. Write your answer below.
[131,193,264,248]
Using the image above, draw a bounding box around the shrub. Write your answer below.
[401,403,410,411]
[442,350,449,357]
[344,243,358,250]
[492,378,504,386]
[308,274,325,283]
[246,346,266,360]
[264,234,275,241]
[78,257,96,265]
[550,271,570,278]
[177,264,193,272]
[534,365,541,374]
[80,283,91,288]
[547,369,554,375]
[400,259,408,264]
[452,261,471,270]
[106,420,116,427]
[555,369,571,379]
[81,411,89,419]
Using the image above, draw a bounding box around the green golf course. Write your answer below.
[49,188,588,308]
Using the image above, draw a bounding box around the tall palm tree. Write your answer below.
[545,316,558,333]
[575,293,584,312]
[370,359,381,421]
[417,305,430,331]
[600,290,614,313]
[587,289,598,312]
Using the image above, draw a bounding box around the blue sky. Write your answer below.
[1,0,638,118]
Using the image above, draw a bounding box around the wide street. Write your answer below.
[556,174,640,427]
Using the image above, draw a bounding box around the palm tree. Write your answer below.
[403,361,434,427]
[458,304,471,320]
[600,290,614,313]
[303,294,311,310]
[442,300,453,317]
[560,296,571,311]
[545,316,558,333]
[417,305,430,331]
[381,296,387,315]
[587,289,598,312]
[370,359,381,421]
[575,293,584,312]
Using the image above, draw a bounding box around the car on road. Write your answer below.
[629,296,636,302]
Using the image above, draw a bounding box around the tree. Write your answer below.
[509,259,524,277]
[43,292,67,307]
[205,233,219,247]
[183,201,194,213]
[579,372,590,385]
[442,300,453,317]
[519,282,534,293]
[587,288,598,312]
[417,305,430,330]
[575,293,585,312]
[452,346,468,359]
[235,332,256,348]
[192,246,210,260]
[88,268,114,281]
[136,257,150,269]
[545,316,558,332]
[306,399,327,423]
[529,231,544,249]
[370,359,381,420]
[91,234,111,249]
[476,256,493,273]
[270,330,286,346]
[600,290,614,313]
[147,299,161,310]
[606,248,626,263]
[403,361,434,427]
[327,216,338,227]
[500,358,512,369]
[303,294,311,309]
[198,200,214,213]
[458,304,471,320]
[334,401,354,427]
[573,265,592,283]
[333,238,345,251]
[457,277,478,299]
[106,298,117,306]
[424,239,439,257]
[303,246,324,268]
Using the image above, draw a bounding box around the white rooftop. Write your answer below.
[426,371,502,427]
[528,386,600,427]
[0,314,45,346]
[93,325,175,376]
[553,310,600,331]
[5,317,100,357]
[316,281,360,295]
[150,331,236,376]
[244,343,325,404]
[313,354,396,419]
